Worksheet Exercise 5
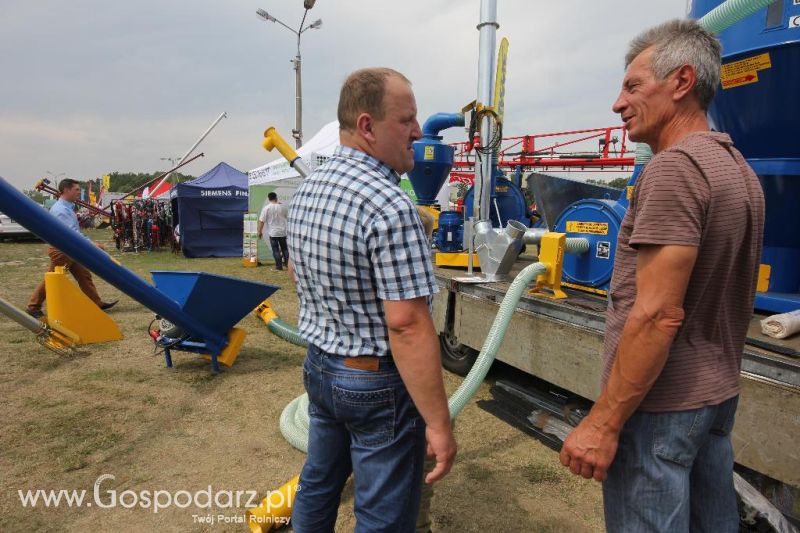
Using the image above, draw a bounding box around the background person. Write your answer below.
[257,192,289,271]
[26,179,118,318]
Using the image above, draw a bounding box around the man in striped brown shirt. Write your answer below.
[559,20,764,532]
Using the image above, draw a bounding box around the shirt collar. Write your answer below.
[57,198,75,209]
[334,145,401,185]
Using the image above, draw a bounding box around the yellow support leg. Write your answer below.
[530,232,568,300]
[203,327,247,368]
[45,266,123,344]
[245,475,299,533]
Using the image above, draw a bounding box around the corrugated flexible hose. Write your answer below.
[272,262,549,453]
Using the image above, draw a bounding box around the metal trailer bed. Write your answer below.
[431,257,800,520]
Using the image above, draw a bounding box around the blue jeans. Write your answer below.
[603,396,740,533]
[269,236,289,269]
[291,345,427,533]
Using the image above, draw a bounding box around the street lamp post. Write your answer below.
[256,2,322,149]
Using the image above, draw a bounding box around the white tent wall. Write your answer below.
[248,121,339,264]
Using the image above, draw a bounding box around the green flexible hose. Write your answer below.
[630,0,777,166]
[270,262,549,453]
[698,0,778,34]
[267,318,308,348]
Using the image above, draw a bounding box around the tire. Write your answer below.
[439,331,479,376]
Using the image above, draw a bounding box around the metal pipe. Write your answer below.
[119,152,205,201]
[422,113,465,138]
[294,54,303,148]
[149,111,227,197]
[262,127,310,178]
[0,295,47,336]
[475,0,498,223]
[0,177,229,355]
[523,228,548,245]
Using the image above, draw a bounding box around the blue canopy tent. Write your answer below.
[171,162,248,258]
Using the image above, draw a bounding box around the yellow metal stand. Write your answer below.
[245,475,299,533]
[202,327,247,368]
[45,266,123,344]
[435,251,481,268]
[530,232,567,300]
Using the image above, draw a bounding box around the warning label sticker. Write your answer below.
[626,186,634,201]
[720,53,771,90]
[423,145,435,160]
[566,221,609,235]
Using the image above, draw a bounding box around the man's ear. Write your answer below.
[355,112,376,143]
[671,64,696,103]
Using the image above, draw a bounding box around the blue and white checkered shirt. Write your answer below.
[287,146,438,357]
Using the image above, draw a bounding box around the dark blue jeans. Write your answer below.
[269,236,289,270]
[603,396,740,532]
[292,345,427,533]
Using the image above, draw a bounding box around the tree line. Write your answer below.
[23,172,196,203]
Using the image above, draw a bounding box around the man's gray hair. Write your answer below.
[626,19,721,110]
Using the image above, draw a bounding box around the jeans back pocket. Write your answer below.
[332,385,396,448]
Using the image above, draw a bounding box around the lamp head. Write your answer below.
[255,8,275,22]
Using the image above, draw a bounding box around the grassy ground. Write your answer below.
[0,230,603,532]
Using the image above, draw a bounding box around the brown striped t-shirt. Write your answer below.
[602,131,764,412]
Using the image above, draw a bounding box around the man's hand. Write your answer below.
[425,424,457,484]
[559,417,619,481]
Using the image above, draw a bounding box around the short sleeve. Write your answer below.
[366,199,439,301]
[629,150,710,248]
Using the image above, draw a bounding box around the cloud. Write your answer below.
[0,0,686,190]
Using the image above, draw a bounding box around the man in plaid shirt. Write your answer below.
[288,68,457,532]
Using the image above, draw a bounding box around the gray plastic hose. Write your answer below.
[274,262,548,452]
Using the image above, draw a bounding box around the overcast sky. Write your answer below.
[0,0,687,191]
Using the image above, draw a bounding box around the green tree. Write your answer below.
[24,189,47,204]
[586,177,629,190]
[106,172,195,193]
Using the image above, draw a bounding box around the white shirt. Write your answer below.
[259,202,289,238]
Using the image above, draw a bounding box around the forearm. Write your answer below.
[389,322,451,431]
[589,303,683,432]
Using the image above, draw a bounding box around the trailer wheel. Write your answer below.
[439,332,478,376]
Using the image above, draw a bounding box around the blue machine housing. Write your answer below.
[408,113,464,206]
[691,0,800,312]
[463,175,531,228]
[554,199,626,292]
[435,211,465,252]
